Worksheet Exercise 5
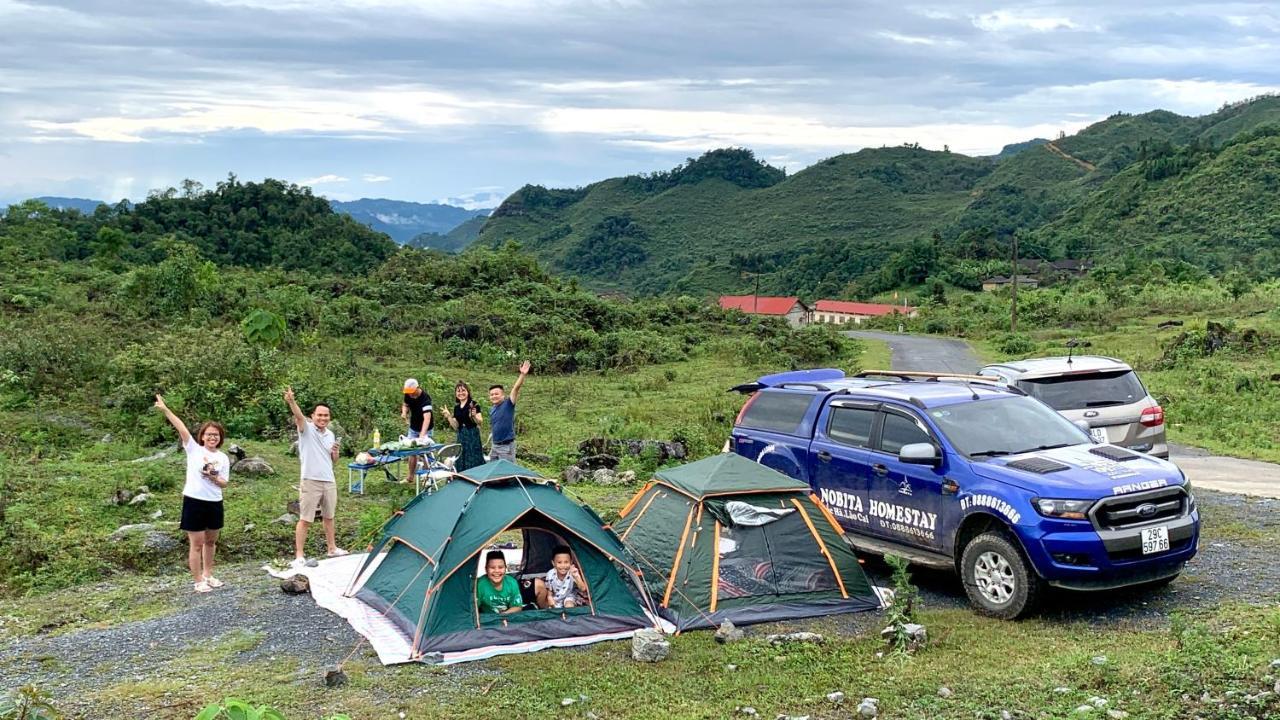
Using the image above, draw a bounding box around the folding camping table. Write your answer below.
[346,443,458,495]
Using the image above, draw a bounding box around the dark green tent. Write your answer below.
[347,460,657,660]
[614,453,881,631]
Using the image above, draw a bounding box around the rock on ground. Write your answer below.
[232,457,276,476]
[856,697,878,718]
[715,620,745,644]
[281,575,311,594]
[108,522,177,542]
[766,632,823,645]
[880,622,927,652]
[323,666,347,687]
[631,628,670,662]
[141,531,179,554]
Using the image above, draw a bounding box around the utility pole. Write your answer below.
[1011,233,1019,333]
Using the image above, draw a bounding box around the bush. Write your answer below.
[994,333,1036,356]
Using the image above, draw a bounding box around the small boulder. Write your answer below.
[1088,696,1108,708]
[281,575,311,594]
[322,665,347,687]
[578,454,620,471]
[592,468,625,486]
[715,620,744,644]
[560,698,576,707]
[826,691,845,705]
[881,622,927,652]
[1074,706,1094,714]
[617,470,637,484]
[243,522,255,532]
[136,485,149,495]
[1091,655,1108,666]
[562,466,585,485]
[232,456,276,476]
[128,493,152,506]
[856,697,878,718]
[274,513,299,525]
[226,444,247,462]
[141,531,179,554]
[737,708,757,717]
[1106,711,1129,719]
[110,489,134,506]
[1001,712,1012,720]
[109,523,157,542]
[150,509,163,520]
[766,631,823,645]
[938,687,953,699]
[631,628,670,662]
[725,664,738,672]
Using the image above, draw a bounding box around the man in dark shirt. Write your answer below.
[401,378,433,483]
[487,360,530,462]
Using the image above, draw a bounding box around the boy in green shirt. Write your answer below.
[476,550,526,614]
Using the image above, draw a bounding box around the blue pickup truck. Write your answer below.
[729,368,1200,618]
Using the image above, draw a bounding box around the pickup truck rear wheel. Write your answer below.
[960,531,1043,619]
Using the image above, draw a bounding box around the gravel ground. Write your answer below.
[1,490,1276,711]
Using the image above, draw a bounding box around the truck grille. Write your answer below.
[1092,487,1187,531]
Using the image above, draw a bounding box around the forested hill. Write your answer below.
[475,95,1280,297]
[2,176,397,274]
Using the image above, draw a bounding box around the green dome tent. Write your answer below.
[346,460,659,661]
[614,453,882,631]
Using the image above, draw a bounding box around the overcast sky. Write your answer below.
[1,0,1277,207]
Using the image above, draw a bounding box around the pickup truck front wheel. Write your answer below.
[960,531,1043,619]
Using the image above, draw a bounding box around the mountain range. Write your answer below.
[475,95,1280,297]
[4,195,490,251]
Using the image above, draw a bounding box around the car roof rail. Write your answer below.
[776,382,831,391]
[854,369,999,384]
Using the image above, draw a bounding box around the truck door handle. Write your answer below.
[872,463,888,476]
[817,451,832,463]
[737,437,754,445]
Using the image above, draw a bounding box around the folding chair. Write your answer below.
[416,443,461,494]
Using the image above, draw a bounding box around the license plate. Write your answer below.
[1141,526,1170,555]
[1089,428,1108,443]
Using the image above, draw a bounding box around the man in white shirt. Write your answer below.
[285,386,347,568]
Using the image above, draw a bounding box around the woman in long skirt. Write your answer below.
[443,381,486,471]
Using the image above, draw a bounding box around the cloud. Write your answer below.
[362,173,391,182]
[298,174,348,186]
[972,10,1083,33]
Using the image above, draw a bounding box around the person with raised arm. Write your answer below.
[283,386,346,568]
[487,360,530,462]
[155,394,230,594]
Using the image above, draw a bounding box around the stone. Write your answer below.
[243,522,255,532]
[322,666,347,687]
[515,450,551,464]
[715,620,745,644]
[1074,706,1094,714]
[579,454,620,471]
[128,493,152,506]
[855,698,878,718]
[110,489,134,506]
[775,716,809,720]
[274,513,299,525]
[109,523,159,541]
[725,663,738,671]
[232,456,276,476]
[561,466,585,485]
[631,628,670,662]
[131,447,175,463]
[1088,696,1107,707]
[577,438,687,461]
[136,485,149,494]
[281,575,311,594]
[617,470,637,484]
[1055,688,1072,694]
[591,468,623,486]
[561,698,576,707]
[226,444,247,462]
[737,708,757,717]
[765,632,823,645]
[1274,679,1280,695]
[1105,711,1128,720]
[141,531,178,554]
[1270,659,1280,669]
[1091,655,1108,666]
[880,622,927,652]
[100,433,114,443]
[826,691,845,705]
[1001,711,1012,720]
[150,509,163,520]
[938,687,953,698]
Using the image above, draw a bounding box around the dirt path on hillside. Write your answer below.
[1045,141,1098,171]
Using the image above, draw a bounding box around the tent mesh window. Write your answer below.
[717,513,837,599]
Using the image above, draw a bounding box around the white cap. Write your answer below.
[403,378,419,394]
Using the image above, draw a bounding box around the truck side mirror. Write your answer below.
[899,443,940,466]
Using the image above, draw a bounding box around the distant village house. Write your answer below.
[718,295,811,327]
[812,300,918,325]
[982,259,1092,291]
[981,275,1041,292]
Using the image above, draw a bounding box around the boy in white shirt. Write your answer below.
[541,545,588,608]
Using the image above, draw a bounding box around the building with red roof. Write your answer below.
[813,299,917,326]
[718,295,811,327]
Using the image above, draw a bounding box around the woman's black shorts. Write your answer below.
[180,496,224,532]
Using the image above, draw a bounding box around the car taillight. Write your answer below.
[1140,405,1164,427]
[734,393,758,426]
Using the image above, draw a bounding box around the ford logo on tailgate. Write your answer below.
[1136,503,1158,518]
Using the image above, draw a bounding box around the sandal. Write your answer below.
[194,580,213,593]
[204,576,225,588]
[326,548,349,558]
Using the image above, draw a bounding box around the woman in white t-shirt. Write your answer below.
[155,394,231,594]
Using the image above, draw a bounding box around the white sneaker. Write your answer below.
[289,557,308,570]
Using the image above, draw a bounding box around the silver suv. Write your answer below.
[978,355,1167,458]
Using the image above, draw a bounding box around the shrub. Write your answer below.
[994,332,1036,356]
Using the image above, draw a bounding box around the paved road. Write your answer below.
[843,330,979,373]
[845,331,1280,498]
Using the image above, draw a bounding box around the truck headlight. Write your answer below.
[1033,498,1092,520]
[1182,474,1196,511]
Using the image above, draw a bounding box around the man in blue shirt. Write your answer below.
[487,360,530,462]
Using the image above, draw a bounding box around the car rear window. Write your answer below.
[1019,370,1146,411]
[737,391,815,435]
